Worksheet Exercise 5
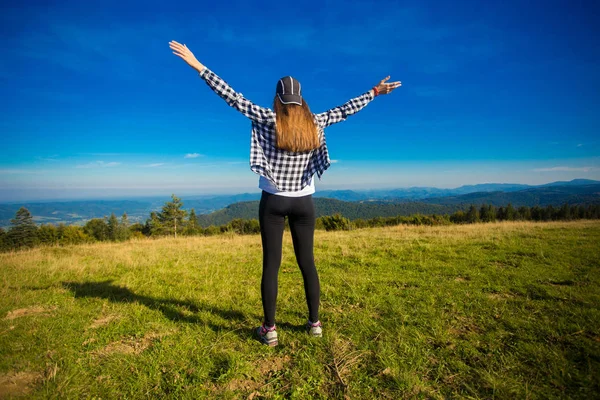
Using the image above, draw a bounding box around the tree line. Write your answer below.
[1,194,599,251]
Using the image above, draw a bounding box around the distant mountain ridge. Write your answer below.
[315,179,600,202]
[0,179,598,228]
[195,183,600,227]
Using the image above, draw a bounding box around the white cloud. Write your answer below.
[142,163,165,168]
[75,161,121,169]
[330,159,340,164]
[533,166,592,172]
[577,143,583,147]
[184,153,202,159]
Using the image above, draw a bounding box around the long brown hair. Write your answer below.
[273,97,319,152]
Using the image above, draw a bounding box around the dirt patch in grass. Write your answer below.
[89,315,118,329]
[256,354,291,376]
[448,316,482,338]
[4,306,57,320]
[225,378,261,392]
[0,371,42,398]
[215,355,292,395]
[486,293,514,300]
[92,332,170,357]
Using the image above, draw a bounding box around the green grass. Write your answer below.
[1,221,599,399]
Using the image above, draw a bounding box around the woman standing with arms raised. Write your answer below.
[169,40,401,346]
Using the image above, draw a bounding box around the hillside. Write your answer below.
[1,180,598,228]
[421,183,600,207]
[1,221,598,398]
[195,184,600,227]
[196,198,460,227]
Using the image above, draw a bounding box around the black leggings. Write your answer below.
[259,191,320,327]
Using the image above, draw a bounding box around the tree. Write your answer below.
[450,211,466,224]
[84,218,109,241]
[185,208,199,235]
[118,213,131,241]
[488,205,497,222]
[558,203,571,221]
[497,206,506,221]
[9,207,39,249]
[57,225,90,245]
[144,212,164,236]
[107,213,120,241]
[321,214,351,231]
[518,206,531,221]
[466,205,480,224]
[480,205,489,222]
[158,194,187,237]
[505,204,516,221]
[38,224,59,245]
[0,227,8,251]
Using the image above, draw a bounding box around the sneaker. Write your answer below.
[306,320,322,337]
[256,324,278,346]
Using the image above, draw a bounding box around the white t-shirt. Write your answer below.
[259,175,315,197]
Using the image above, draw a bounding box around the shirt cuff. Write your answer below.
[198,67,210,78]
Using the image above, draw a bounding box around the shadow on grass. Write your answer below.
[61,280,259,339]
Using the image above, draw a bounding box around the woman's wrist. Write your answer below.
[195,63,206,74]
[372,86,379,97]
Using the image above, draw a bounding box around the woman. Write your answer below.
[170,40,401,346]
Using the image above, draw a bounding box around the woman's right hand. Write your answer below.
[169,40,205,73]
[374,76,402,95]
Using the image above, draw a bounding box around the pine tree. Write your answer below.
[144,211,164,236]
[505,204,516,221]
[480,205,490,222]
[466,205,480,223]
[518,206,531,221]
[187,208,199,235]
[119,212,131,241]
[488,205,497,222]
[0,227,8,251]
[9,207,39,249]
[107,213,119,241]
[158,194,187,237]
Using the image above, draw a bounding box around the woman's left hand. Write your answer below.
[374,76,402,95]
[169,40,205,73]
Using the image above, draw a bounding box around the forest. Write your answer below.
[2,194,599,252]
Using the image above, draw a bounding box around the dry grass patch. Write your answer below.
[0,371,42,398]
[486,293,514,300]
[4,305,57,320]
[92,331,171,357]
[88,315,119,329]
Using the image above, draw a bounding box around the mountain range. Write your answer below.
[1,179,598,228]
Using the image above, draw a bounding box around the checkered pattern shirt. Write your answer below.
[198,67,375,191]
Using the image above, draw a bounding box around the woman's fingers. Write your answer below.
[170,43,186,52]
[169,41,190,53]
[379,76,391,85]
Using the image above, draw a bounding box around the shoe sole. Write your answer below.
[259,336,278,346]
[257,328,278,346]
[263,339,278,347]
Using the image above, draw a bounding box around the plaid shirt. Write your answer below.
[198,67,375,191]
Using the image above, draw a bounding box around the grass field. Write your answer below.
[1,221,599,399]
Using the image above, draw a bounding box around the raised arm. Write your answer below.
[169,41,274,124]
[316,76,402,128]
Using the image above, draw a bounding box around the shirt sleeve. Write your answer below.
[315,90,375,129]
[198,67,275,124]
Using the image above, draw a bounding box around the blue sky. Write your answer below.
[1,0,599,201]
